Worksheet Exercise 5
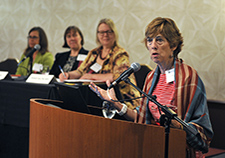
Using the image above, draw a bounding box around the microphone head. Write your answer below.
[34,44,41,50]
[131,62,141,72]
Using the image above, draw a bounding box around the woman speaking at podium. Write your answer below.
[89,17,213,158]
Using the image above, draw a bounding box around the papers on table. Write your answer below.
[64,79,104,83]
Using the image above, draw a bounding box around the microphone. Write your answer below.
[17,44,41,66]
[108,62,141,89]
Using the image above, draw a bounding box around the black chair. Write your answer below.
[0,58,18,74]
[134,64,152,90]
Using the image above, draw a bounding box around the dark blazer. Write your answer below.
[50,47,89,78]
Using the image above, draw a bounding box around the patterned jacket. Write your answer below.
[77,45,140,109]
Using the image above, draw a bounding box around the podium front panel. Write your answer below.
[29,99,186,158]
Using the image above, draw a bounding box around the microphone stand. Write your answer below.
[28,56,33,76]
[122,77,198,158]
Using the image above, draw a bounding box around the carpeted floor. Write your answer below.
[205,148,225,158]
[206,153,225,158]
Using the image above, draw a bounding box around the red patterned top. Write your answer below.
[148,73,176,124]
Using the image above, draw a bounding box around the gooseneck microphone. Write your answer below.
[108,62,141,89]
[17,44,41,66]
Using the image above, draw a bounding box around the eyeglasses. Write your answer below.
[97,30,114,36]
[146,36,165,45]
[27,36,39,39]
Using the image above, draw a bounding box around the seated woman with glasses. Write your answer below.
[49,26,89,78]
[59,18,140,109]
[16,26,54,76]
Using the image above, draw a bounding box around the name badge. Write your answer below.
[90,63,102,73]
[165,68,174,83]
[77,54,87,61]
[26,74,55,84]
[32,63,43,72]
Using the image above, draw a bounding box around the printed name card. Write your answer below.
[0,71,9,80]
[26,73,55,84]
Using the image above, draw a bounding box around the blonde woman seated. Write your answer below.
[59,18,140,109]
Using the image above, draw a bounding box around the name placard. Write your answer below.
[26,74,55,84]
[0,71,9,80]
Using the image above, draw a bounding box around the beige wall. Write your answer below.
[0,0,225,101]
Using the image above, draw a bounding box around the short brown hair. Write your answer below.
[144,17,183,57]
[62,26,84,48]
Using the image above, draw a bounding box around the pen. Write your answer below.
[58,65,66,78]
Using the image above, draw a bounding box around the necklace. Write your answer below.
[99,51,107,60]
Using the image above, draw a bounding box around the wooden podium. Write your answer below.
[29,99,186,158]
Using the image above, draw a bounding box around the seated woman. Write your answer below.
[16,26,53,76]
[50,26,89,78]
[59,18,140,109]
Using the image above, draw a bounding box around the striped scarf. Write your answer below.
[136,58,213,157]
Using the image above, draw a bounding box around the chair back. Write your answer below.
[0,58,18,74]
[134,64,152,90]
